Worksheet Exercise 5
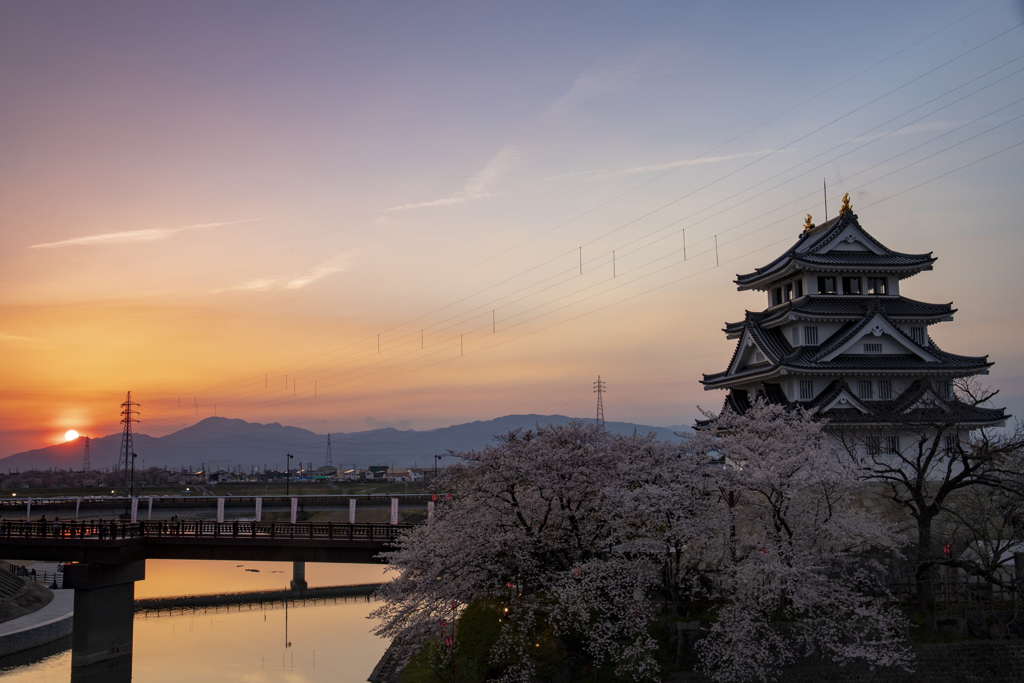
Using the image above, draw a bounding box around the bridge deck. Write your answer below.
[0,520,411,564]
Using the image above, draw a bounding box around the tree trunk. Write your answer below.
[915,515,937,631]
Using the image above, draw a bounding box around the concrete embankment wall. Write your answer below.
[0,590,73,658]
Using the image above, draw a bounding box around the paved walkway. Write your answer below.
[0,589,73,639]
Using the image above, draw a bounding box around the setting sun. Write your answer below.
[64,430,79,441]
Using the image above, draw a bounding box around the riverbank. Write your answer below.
[135,582,380,611]
[0,589,73,658]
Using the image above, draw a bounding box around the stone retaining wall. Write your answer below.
[0,609,73,658]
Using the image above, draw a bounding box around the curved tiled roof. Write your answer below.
[705,380,1007,427]
[703,306,991,387]
[735,212,935,290]
[726,296,955,332]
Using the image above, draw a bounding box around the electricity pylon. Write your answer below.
[118,392,139,495]
[593,376,606,426]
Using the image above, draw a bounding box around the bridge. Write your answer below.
[0,493,434,521]
[0,517,417,682]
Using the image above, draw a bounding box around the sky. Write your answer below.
[1,0,1023,457]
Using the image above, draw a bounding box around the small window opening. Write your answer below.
[799,380,814,400]
[842,276,862,295]
[867,277,888,295]
[858,380,873,399]
[863,342,882,354]
[803,326,819,346]
[817,276,837,295]
[877,380,893,399]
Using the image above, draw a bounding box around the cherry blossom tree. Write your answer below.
[374,410,910,683]
[688,401,911,683]
[372,422,667,682]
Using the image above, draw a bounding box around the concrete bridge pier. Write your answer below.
[290,561,307,591]
[63,560,145,683]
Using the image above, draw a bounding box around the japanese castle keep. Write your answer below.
[700,195,1006,454]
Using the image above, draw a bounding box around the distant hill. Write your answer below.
[0,415,686,472]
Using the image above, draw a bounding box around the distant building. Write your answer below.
[365,465,389,480]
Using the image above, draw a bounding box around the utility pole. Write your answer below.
[286,453,294,495]
[118,392,139,497]
[82,436,91,472]
[593,376,606,426]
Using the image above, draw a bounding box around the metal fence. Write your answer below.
[888,567,1021,612]
[0,519,414,542]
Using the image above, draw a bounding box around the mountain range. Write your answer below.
[0,415,688,472]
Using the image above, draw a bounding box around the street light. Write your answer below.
[286,453,294,495]
[434,454,443,480]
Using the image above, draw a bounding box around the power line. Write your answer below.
[134,20,1024,421]
[143,4,1011,402]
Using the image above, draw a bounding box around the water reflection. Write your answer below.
[0,560,391,683]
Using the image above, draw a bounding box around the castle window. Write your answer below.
[817,276,837,295]
[863,342,882,354]
[842,276,862,295]
[772,287,783,306]
[858,380,873,399]
[792,327,800,347]
[754,351,764,363]
[865,436,881,455]
[799,380,814,400]
[795,280,804,297]
[867,277,888,295]
[803,326,819,346]
[784,283,793,301]
[877,380,893,399]
[885,435,900,454]
[911,327,926,345]
[944,434,958,454]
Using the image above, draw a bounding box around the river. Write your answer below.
[0,559,393,682]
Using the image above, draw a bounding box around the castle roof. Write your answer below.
[703,304,991,390]
[734,211,935,291]
[701,379,1007,429]
[724,296,955,337]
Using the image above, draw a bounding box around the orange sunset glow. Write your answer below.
[0,2,1022,462]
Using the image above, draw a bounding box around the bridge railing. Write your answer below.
[0,520,415,542]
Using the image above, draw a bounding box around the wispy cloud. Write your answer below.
[545,47,664,117]
[29,219,255,249]
[837,121,965,145]
[384,146,520,212]
[0,332,42,346]
[592,149,776,178]
[531,148,777,185]
[214,254,351,294]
